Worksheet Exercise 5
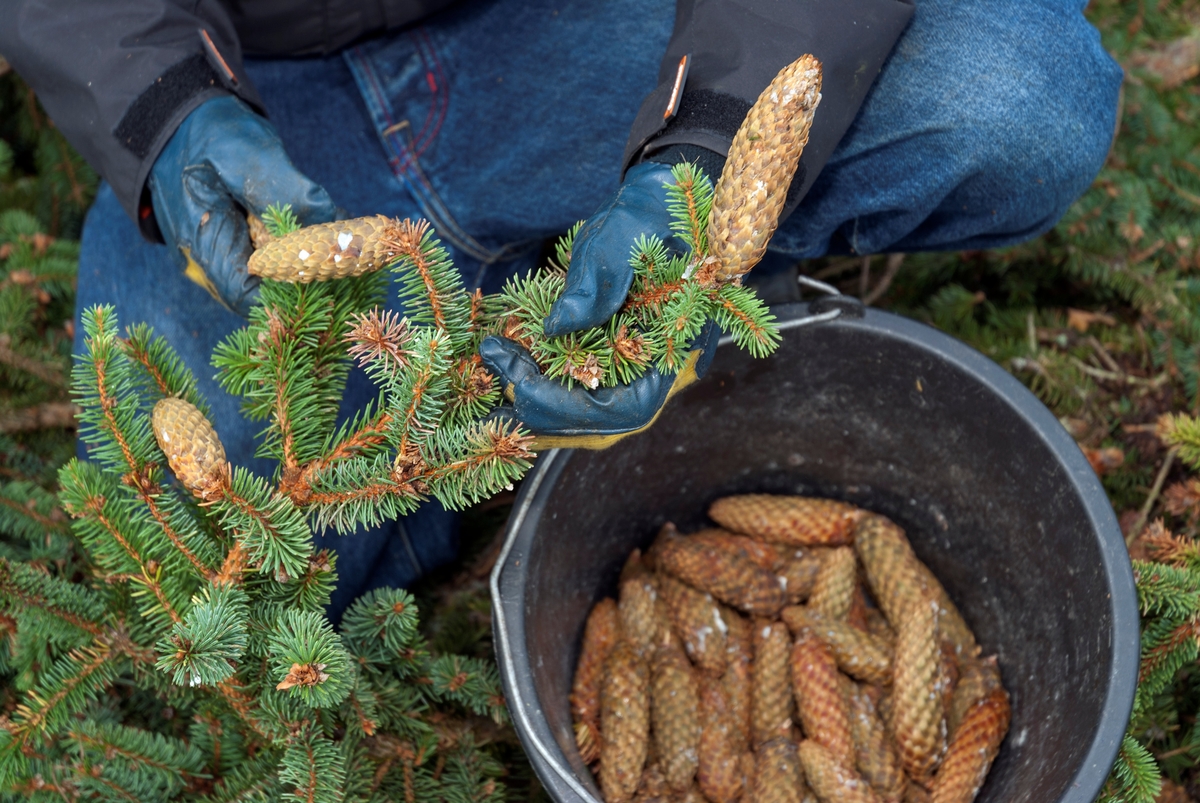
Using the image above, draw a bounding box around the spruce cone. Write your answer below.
[905,782,933,803]
[656,531,786,616]
[705,55,822,283]
[790,630,855,769]
[808,546,858,620]
[691,529,785,571]
[845,681,906,803]
[751,621,794,746]
[710,495,863,547]
[620,552,664,656]
[910,561,978,662]
[573,598,620,762]
[798,740,883,803]
[698,676,744,803]
[781,607,892,686]
[720,607,754,753]
[854,516,927,627]
[659,573,727,675]
[651,638,702,792]
[247,215,403,282]
[854,516,977,659]
[780,550,827,603]
[946,657,1002,739]
[892,598,946,782]
[600,642,651,803]
[151,398,228,498]
[633,764,673,803]
[864,606,895,647]
[938,640,961,722]
[929,688,1010,803]
[752,737,810,803]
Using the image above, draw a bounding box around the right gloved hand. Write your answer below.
[148,95,337,316]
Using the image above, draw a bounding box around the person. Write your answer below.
[0,0,1122,617]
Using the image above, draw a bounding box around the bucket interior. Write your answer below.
[497,304,1137,803]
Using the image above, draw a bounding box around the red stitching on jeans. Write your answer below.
[413,28,448,158]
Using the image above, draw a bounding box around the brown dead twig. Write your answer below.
[0,334,69,388]
[0,402,80,434]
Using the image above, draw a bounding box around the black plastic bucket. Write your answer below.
[491,301,1139,803]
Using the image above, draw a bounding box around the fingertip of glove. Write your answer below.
[478,336,533,380]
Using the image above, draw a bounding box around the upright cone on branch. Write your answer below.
[151,398,228,498]
[247,214,404,282]
[703,55,822,284]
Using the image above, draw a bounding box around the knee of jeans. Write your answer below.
[919,34,1123,246]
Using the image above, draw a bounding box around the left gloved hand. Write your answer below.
[480,161,718,449]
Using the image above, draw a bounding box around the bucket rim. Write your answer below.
[490,302,1139,803]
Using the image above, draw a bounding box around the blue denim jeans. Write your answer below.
[75,0,1121,617]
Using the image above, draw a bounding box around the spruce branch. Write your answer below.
[268,610,352,708]
[279,729,347,803]
[155,583,249,687]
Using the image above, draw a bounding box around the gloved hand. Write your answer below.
[480,161,721,449]
[480,321,719,450]
[148,96,337,316]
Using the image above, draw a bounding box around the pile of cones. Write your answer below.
[571,495,1010,803]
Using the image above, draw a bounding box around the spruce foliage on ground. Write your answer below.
[5,0,1200,796]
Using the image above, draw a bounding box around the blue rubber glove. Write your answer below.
[480,161,718,449]
[543,162,684,336]
[480,321,719,450]
[148,96,337,316]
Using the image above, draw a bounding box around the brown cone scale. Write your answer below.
[600,642,651,803]
[650,638,702,792]
[752,737,810,803]
[798,740,883,803]
[790,630,855,769]
[780,550,827,603]
[248,214,403,282]
[572,598,620,763]
[947,657,1002,740]
[691,529,786,571]
[152,398,228,498]
[751,621,794,746]
[721,607,754,753]
[705,56,823,283]
[620,552,664,656]
[854,516,928,627]
[710,495,864,547]
[808,546,858,620]
[854,516,977,660]
[782,607,892,687]
[659,573,727,675]
[929,688,1010,803]
[892,598,945,782]
[698,676,745,803]
[845,680,906,803]
[656,531,787,616]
